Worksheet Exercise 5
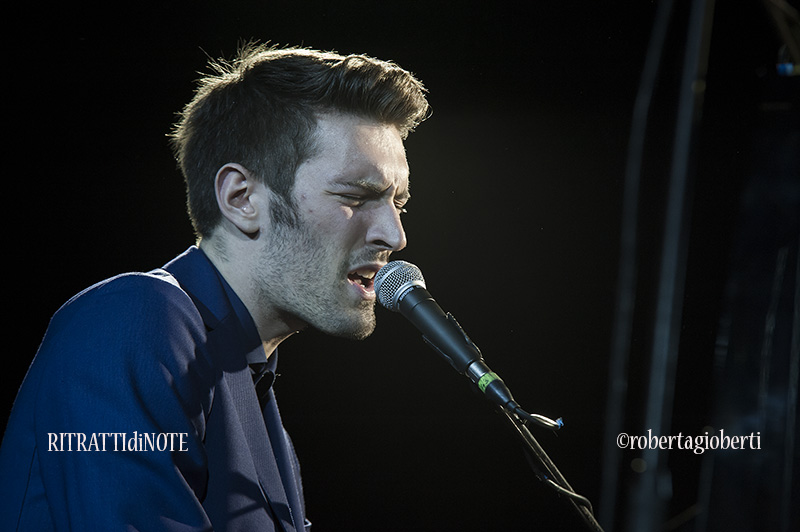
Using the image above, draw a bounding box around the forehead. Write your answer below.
[297,113,410,192]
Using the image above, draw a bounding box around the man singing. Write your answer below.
[0,43,429,531]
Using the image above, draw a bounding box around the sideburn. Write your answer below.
[268,189,301,228]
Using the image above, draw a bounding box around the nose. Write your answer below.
[367,202,407,252]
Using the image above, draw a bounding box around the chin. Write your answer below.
[316,310,376,341]
[334,319,376,341]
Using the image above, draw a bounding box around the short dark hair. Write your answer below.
[169,43,430,237]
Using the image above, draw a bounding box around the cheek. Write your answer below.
[303,207,363,244]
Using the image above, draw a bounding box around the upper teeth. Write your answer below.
[355,269,375,279]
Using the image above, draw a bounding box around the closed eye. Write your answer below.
[336,194,369,207]
[330,179,410,213]
[337,194,408,214]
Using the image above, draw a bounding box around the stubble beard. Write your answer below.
[255,216,378,341]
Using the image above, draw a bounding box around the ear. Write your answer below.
[214,163,263,235]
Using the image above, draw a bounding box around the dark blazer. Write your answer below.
[0,246,308,531]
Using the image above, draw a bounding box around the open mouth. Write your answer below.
[347,267,377,292]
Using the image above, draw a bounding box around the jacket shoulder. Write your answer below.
[37,269,215,388]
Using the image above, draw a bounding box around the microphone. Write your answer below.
[374,260,562,430]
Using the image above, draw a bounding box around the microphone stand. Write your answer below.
[372,265,604,529]
[502,408,605,532]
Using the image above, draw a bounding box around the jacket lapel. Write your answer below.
[216,341,297,532]
[163,246,298,532]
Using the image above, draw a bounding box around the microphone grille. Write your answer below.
[374,260,426,312]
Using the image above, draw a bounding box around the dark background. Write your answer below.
[5,1,799,531]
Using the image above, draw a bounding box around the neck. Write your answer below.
[198,237,302,358]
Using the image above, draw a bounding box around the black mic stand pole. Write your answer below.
[501,409,605,532]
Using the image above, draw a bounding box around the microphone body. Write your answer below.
[376,261,518,412]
